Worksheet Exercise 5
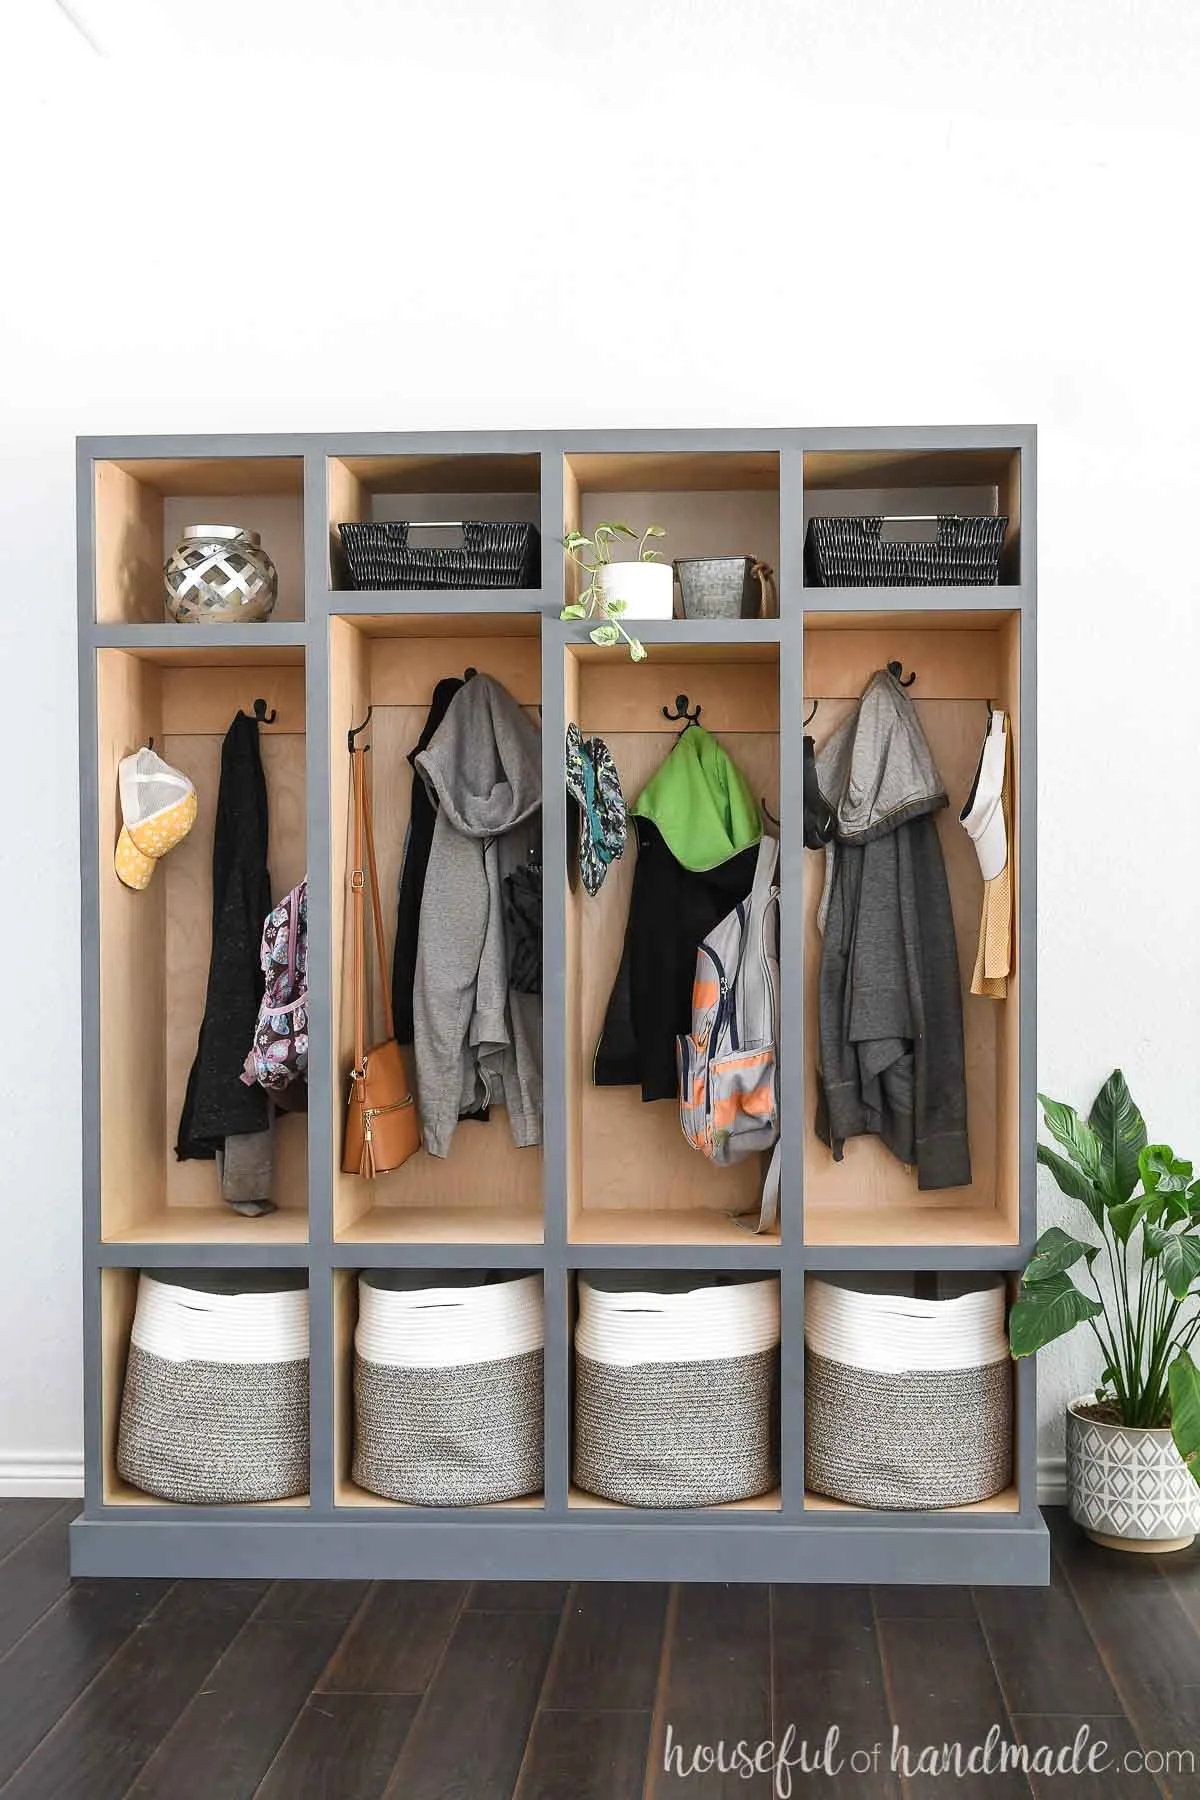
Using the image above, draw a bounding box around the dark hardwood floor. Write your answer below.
[0,1503,1197,1798]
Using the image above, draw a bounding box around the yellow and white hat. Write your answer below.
[115,748,198,891]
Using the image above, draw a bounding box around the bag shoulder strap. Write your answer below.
[351,745,394,1074]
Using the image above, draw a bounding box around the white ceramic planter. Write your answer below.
[595,561,675,620]
[1066,1395,1200,1553]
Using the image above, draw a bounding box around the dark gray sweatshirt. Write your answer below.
[413,676,542,1157]
[814,670,971,1190]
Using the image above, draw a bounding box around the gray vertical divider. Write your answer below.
[539,565,571,1508]
[303,451,334,1514]
[1018,437,1038,1255]
[78,443,103,1513]
[778,449,808,1513]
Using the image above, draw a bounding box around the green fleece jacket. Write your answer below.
[633,725,761,872]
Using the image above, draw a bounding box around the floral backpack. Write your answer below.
[242,878,308,1094]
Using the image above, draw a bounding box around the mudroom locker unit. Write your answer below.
[72,427,1048,1583]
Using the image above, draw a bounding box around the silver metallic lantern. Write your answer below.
[164,525,279,624]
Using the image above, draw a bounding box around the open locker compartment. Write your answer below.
[95,645,308,1244]
[802,610,1023,1249]
[329,614,545,1244]
[564,637,782,1247]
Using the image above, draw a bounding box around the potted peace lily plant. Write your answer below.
[1012,1069,1200,1551]
[560,521,670,661]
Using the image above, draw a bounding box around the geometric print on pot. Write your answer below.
[1067,1399,1200,1548]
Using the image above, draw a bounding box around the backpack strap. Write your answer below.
[728,834,781,1236]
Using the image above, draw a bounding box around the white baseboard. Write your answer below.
[0,1453,85,1498]
[1038,1455,1067,1507]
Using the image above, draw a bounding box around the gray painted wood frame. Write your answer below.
[71,426,1047,1583]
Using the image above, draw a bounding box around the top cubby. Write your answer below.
[803,446,1023,588]
[326,453,542,594]
[92,457,306,626]
[563,450,780,615]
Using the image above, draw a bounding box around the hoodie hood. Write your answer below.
[415,674,542,839]
[816,669,947,845]
[633,724,761,873]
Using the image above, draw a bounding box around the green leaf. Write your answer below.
[628,638,648,663]
[1087,1069,1147,1203]
[1036,1143,1105,1229]
[1038,1094,1104,1180]
[559,604,586,620]
[1009,1271,1105,1357]
[1023,1225,1099,1284]
[1144,1227,1200,1299]
[1109,1195,1155,1245]
[561,532,592,551]
[1169,1350,1200,1488]
[605,597,628,614]
[596,521,637,538]
[1140,1144,1194,1194]
[640,549,663,562]
[642,524,667,537]
[588,624,620,647]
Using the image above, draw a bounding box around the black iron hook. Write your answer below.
[252,697,278,725]
[347,704,373,752]
[464,666,478,681]
[662,693,702,732]
[804,699,819,727]
[762,798,780,827]
[887,660,916,688]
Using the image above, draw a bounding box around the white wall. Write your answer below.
[2,1,1198,1494]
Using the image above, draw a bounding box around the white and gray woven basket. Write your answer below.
[573,1273,781,1508]
[116,1271,310,1504]
[352,1271,544,1506]
[805,1274,1012,1510]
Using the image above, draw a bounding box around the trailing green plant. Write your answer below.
[1011,1069,1200,1484]
[559,521,667,661]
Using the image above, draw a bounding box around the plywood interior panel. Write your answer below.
[802,624,1019,1248]
[570,651,780,1239]
[98,652,308,1242]
[568,452,779,492]
[331,628,544,1242]
[101,1268,138,1504]
[804,448,1020,491]
[95,460,305,624]
[98,652,166,1235]
[994,615,1022,1237]
[95,462,164,624]
[337,454,541,493]
[328,619,372,1236]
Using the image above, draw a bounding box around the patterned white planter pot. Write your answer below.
[1066,1396,1200,1553]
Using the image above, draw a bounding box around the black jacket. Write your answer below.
[594,819,760,1102]
[391,677,463,1043]
[176,713,271,1159]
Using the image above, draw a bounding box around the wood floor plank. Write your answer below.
[256,1693,419,1800]
[877,1617,1033,1798]
[1048,1510,1200,1798]
[0,1504,82,1661]
[772,1586,900,1798]
[515,1709,653,1800]
[649,1585,773,1798]
[541,1584,668,1713]
[382,1608,560,1800]
[1155,1548,1200,1638]
[1011,1714,1163,1799]
[254,1580,371,1623]
[0,1502,69,1568]
[0,1579,268,1800]
[466,1581,570,1613]
[0,1579,170,1787]
[872,1584,978,1621]
[127,1616,352,1800]
[319,1583,466,1694]
[974,1558,1126,1718]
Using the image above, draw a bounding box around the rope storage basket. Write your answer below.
[805,514,1007,587]
[352,1272,544,1506]
[338,521,539,591]
[805,1274,1012,1510]
[573,1273,780,1507]
[116,1271,309,1504]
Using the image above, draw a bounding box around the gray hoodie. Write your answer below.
[814,669,970,1190]
[413,676,542,1158]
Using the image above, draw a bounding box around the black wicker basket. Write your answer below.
[338,521,540,591]
[806,514,1007,588]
